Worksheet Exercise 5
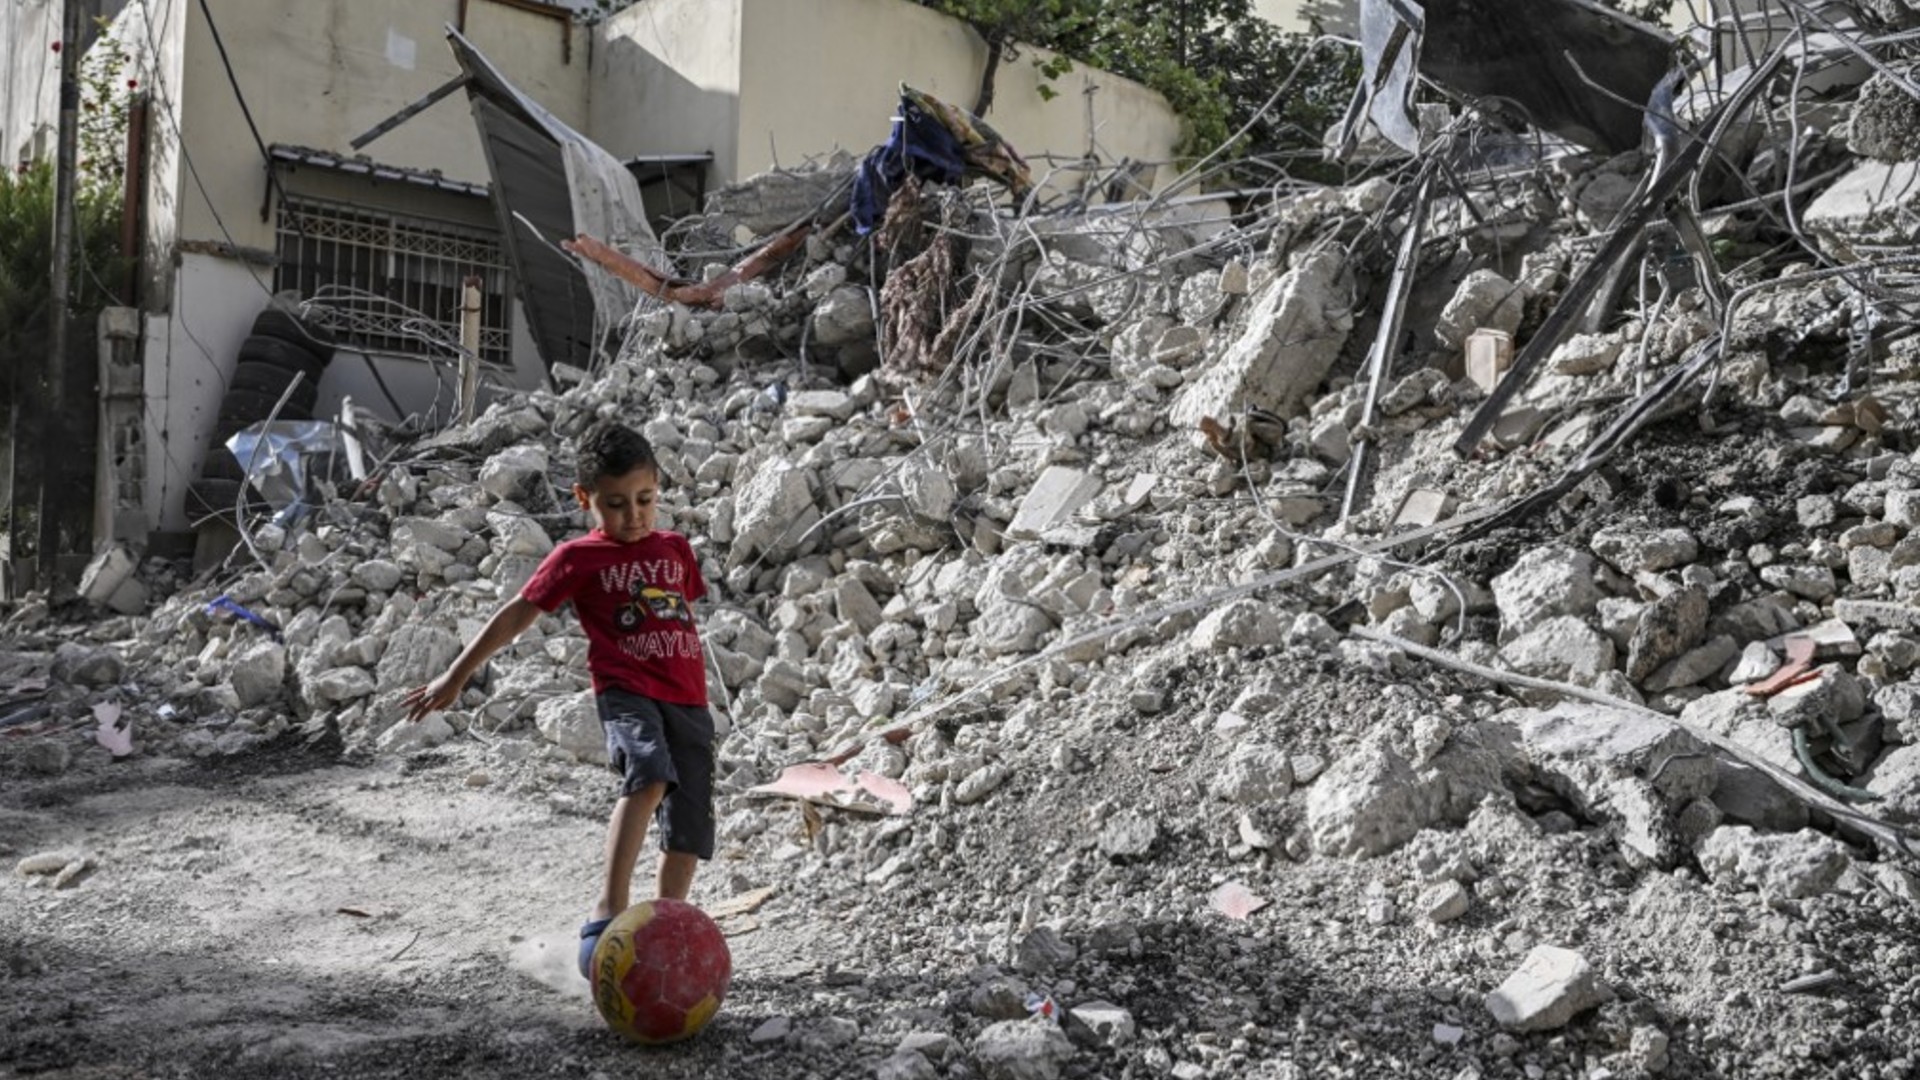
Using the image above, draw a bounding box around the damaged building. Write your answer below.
[9,0,1920,1077]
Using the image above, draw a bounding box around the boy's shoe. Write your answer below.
[578,916,613,980]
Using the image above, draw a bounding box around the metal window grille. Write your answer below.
[274,196,513,367]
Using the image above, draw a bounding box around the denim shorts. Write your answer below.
[596,688,716,859]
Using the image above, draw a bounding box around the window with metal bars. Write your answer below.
[273,196,513,367]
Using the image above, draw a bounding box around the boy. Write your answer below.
[402,421,715,978]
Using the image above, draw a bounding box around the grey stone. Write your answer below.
[1766,664,1866,728]
[954,762,1009,805]
[874,1051,940,1080]
[901,458,956,522]
[1760,564,1837,601]
[1643,635,1740,694]
[229,640,287,708]
[1835,598,1920,634]
[1696,825,1851,899]
[799,1017,860,1052]
[1798,494,1840,530]
[1682,689,1799,771]
[972,1019,1076,1080]
[788,389,857,421]
[1627,587,1709,682]
[20,740,71,776]
[1501,616,1616,686]
[1209,743,1294,803]
[750,1015,792,1044]
[810,285,876,348]
[1804,160,1920,262]
[1170,249,1352,429]
[1875,681,1920,743]
[732,458,817,563]
[374,625,460,695]
[52,643,124,688]
[1515,704,1716,867]
[1591,526,1699,575]
[1066,1001,1136,1048]
[305,666,377,705]
[1192,599,1286,652]
[1727,641,1778,684]
[835,576,886,635]
[377,712,453,752]
[478,444,548,503]
[487,510,553,559]
[1493,547,1601,639]
[1015,926,1077,975]
[534,690,605,762]
[1420,880,1471,924]
[1007,467,1102,541]
[1850,67,1920,160]
[352,559,406,593]
[1485,945,1612,1032]
[1436,269,1526,351]
[1099,812,1158,859]
[1711,760,1810,832]
[898,1032,955,1059]
[1866,744,1920,818]
[969,979,1031,1021]
[1307,743,1445,858]
[972,601,1055,657]
[1550,332,1622,376]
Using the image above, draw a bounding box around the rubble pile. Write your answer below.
[14,3,1920,1077]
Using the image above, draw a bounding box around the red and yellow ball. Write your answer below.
[589,898,732,1044]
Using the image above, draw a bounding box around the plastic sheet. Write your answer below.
[223,420,343,525]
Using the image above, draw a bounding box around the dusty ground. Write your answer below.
[6,645,1920,1080]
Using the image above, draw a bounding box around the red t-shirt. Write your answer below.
[519,529,710,706]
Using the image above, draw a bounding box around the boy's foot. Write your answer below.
[578,916,613,980]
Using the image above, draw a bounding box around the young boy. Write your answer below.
[402,420,715,978]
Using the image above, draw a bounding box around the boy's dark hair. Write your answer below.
[575,421,657,487]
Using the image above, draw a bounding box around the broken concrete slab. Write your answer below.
[1170,249,1352,431]
[1493,546,1601,639]
[1804,160,1920,262]
[1695,825,1852,899]
[1006,467,1103,541]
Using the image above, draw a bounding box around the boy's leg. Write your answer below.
[595,781,667,919]
[658,851,698,900]
[654,701,717,901]
[594,690,683,917]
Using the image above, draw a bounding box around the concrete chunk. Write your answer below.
[1485,945,1612,1032]
[1007,467,1102,540]
[1170,249,1351,430]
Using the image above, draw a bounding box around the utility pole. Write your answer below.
[38,0,85,590]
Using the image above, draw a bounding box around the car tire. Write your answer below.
[251,308,336,359]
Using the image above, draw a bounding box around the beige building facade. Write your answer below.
[68,0,1180,539]
[595,0,1184,198]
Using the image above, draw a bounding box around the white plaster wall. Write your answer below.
[1,0,61,165]
[172,0,591,252]
[1254,0,1356,37]
[734,0,1183,197]
[143,251,270,531]
[592,0,1182,199]
[591,0,742,181]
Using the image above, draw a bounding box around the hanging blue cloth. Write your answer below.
[851,93,969,236]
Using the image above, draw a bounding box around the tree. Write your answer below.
[923,0,1357,177]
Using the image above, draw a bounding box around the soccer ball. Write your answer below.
[589,898,732,1044]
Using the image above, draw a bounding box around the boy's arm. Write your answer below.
[401,597,545,722]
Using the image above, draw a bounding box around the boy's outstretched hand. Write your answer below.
[402,672,464,723]
[398,598,543,724]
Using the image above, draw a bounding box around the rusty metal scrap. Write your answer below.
[564,225,811,310]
